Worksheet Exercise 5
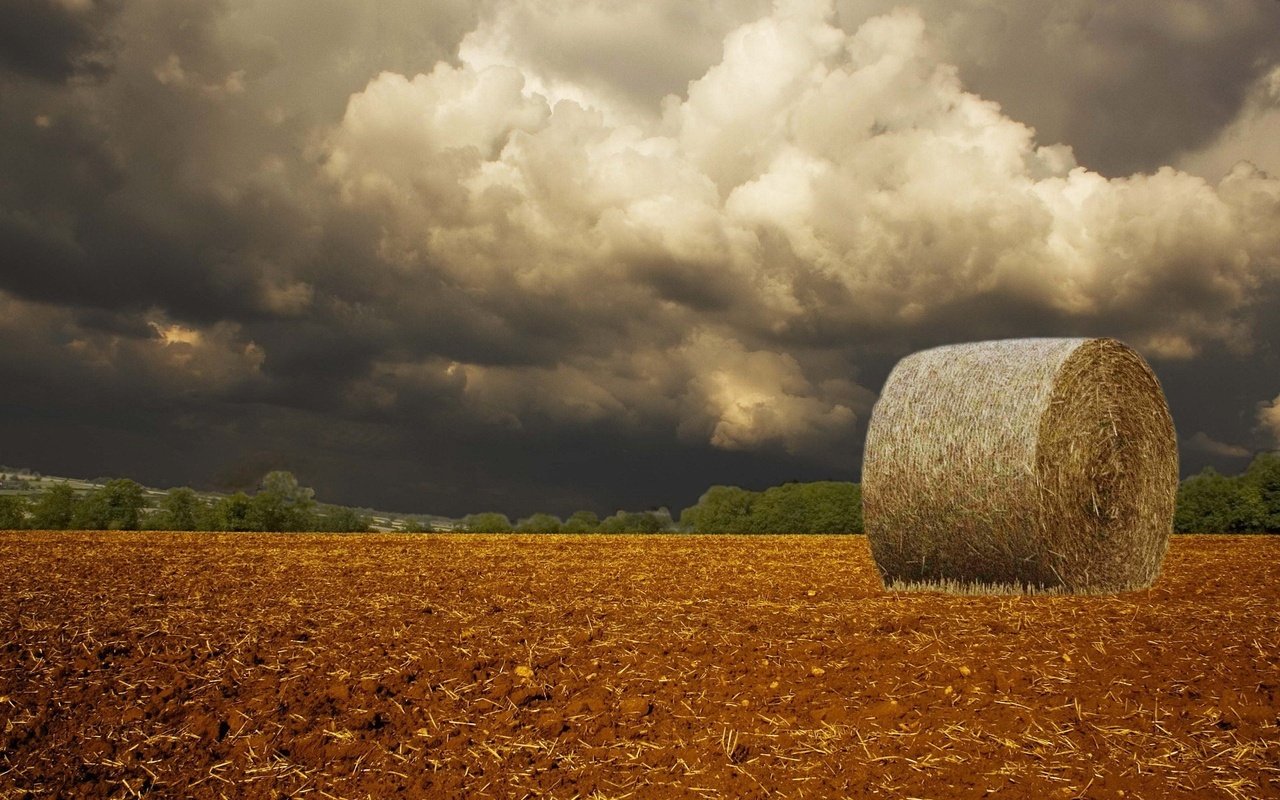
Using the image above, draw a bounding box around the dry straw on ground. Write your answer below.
[3,533,1278,798]
[863,338,1178,594]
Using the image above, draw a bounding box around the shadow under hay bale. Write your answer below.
[863,338,1178,594]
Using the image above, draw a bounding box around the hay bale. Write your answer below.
[862,338,1178,594]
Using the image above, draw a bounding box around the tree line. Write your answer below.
[0,471,371,532]
[679,481,863,533]
[464,457,1280,536]
[1174,452,1280,533]
[460,481,863,533]
[3,455,1279,533]
[461,509,678,533]
[0,472,865,534]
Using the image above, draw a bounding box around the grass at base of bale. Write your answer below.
[882,576,1154,596]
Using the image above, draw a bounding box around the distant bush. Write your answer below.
[317,506,371,533]
[1243,452,1280,530]
[0,495,28,529]
[749,482,862,534]
[560,510,599,533]
[72,479,145,531]
[247,471,317,532]
[147,487,206,531]
[679,486,754,533]
[30,483,78,529]
[1172,453,1280,533]
[516,513,562,533]
[462,512,513,532]
[599,509,675,533]
[680,482,862,534]
[213,492,256,532]
[593,509,670,532]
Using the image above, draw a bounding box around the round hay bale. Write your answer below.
[862,337,1178,594]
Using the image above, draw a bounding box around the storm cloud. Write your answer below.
[2,0,1279,516]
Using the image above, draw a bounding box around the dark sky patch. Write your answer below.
[1,0,1278,517]
[0,0,117,83]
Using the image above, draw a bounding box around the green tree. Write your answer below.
[751,481,863,533]
[1174,468,1264,533]
[747,483,807,532]
[0,495,28,529]
[318,506,370,532]
[249,492,289,531]
[647,508,677,532]
[214,492,256,531]
[599,509,673,533]
[560,510,600,533]
[844,483,864,534]
[679,486,755,533]
[30,483,78,529]
[598,512,628,532]
[249,471,317,531]
[516,513,562,533]
[401,518,432,533]
[72,479,145,530]
[1173,469,1218,532]
[462,512,512,532]
[1242,452,1280,531]
[149,487,203,531]
[71,494,104,529]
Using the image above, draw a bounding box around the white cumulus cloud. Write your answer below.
[322,0,1280,453]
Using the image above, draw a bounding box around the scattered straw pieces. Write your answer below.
[0,531,1275,799]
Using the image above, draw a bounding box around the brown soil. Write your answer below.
[1,532,1277,799]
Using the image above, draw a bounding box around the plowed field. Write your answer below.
[1,532,1278,799]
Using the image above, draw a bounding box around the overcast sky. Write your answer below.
[2,0,1280,517]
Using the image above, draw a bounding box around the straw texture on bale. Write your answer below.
[863,338,1178,594]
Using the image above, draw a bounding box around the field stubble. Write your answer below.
[0,533,1277,799]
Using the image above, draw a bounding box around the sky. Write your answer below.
[2,0,1280,517]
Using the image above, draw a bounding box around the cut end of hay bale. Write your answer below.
[862,337,1178,595]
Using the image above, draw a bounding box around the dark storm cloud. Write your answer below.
[1,0,1279,518]
[0,0,118,83]
[457,0,1280,176]
[839,0,1280,176]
